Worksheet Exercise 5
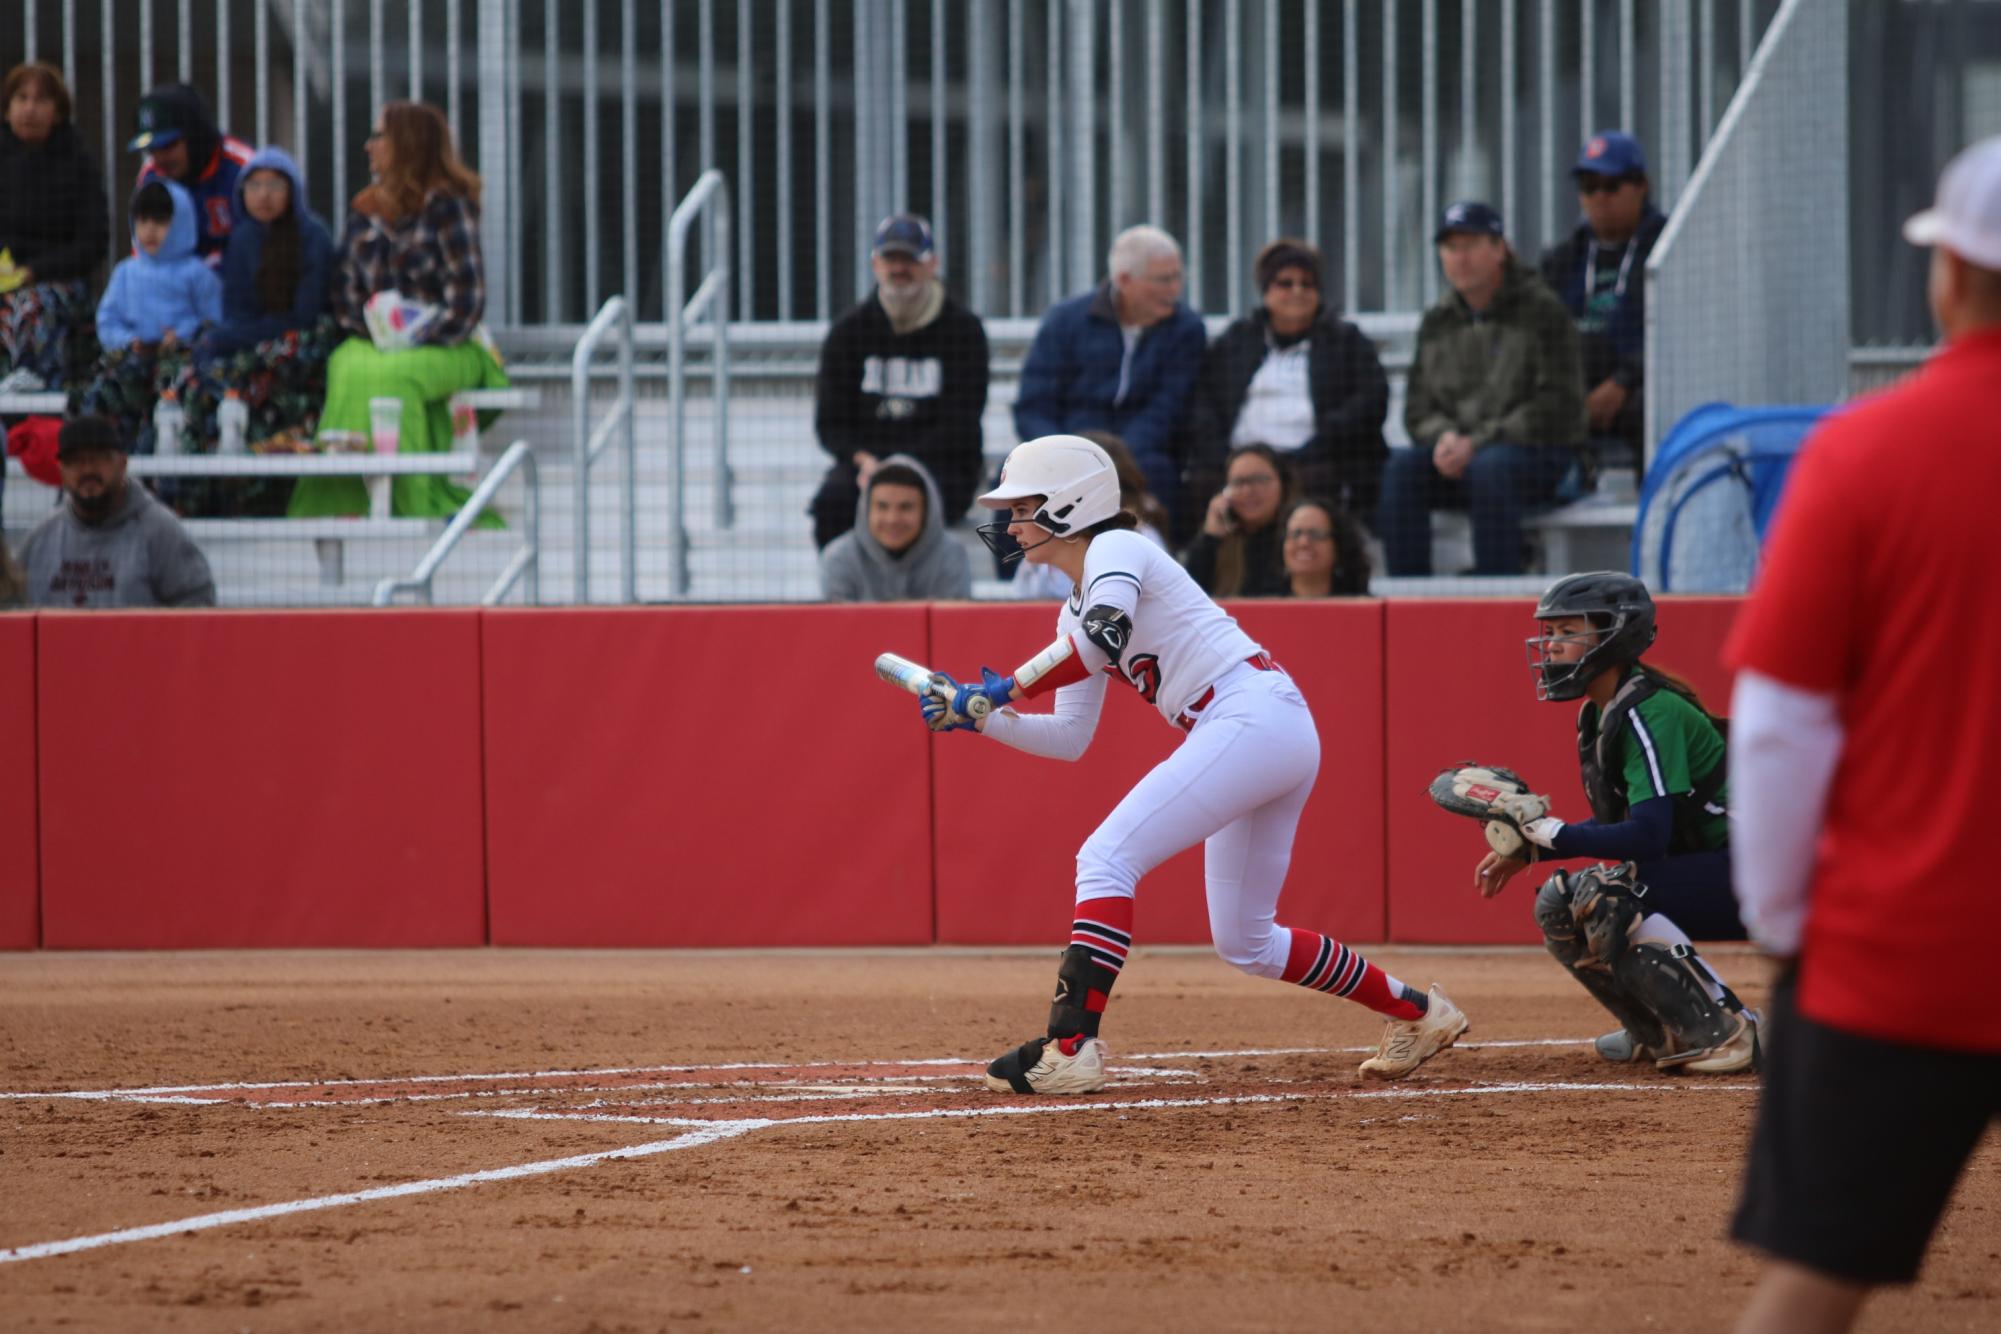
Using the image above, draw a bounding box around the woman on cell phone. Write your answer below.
[1179,443,1295,597]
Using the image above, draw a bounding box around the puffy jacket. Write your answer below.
[1404,256,1586,452]
[0,121,110,283]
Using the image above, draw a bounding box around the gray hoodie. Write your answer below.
[818,453,972,602]
[19,482,217,608]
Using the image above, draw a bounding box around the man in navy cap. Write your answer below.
[1379,201,1585,576]
[1539,131,1666,471]
[809,213,991,548]
[129,84,253,267]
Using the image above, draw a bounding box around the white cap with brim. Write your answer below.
[1903,135,2001,270]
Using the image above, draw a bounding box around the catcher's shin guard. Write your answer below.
[1614,943,1751,1070]
[1048,944,1118,1039]
[1534,868,1667,1052]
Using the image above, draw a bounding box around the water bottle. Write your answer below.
[217,389,249,456]
[151,389,184,457]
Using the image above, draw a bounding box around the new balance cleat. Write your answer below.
[984,1033,1108,1094]
[1359,985,1469,1080]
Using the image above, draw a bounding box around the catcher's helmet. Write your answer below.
[975,434,1122,561]
[1527,571,1657,701]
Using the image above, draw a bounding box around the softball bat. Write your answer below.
[873,652,991,719]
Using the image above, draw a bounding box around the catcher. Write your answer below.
[1430,572,1757,1074]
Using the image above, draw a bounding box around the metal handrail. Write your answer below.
[373,440,541,607]
[570,295,637,604]
[665,169,733,598]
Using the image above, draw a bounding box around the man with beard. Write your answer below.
[17,414,215,607]
[808,214,990,549]
[129,83,254,267]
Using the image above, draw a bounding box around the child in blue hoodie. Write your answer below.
[81,177,221,453]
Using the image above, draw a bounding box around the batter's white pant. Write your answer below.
[1075,661,1321,978]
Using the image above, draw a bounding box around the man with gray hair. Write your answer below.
[1013,224,1207,518]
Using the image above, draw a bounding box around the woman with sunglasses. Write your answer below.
[1182,239,1389,533]
[1478,571,1757,1074]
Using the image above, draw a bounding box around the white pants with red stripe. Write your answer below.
[1074,661,1321,977]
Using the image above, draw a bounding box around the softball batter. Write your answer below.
[922,434,1467,1094]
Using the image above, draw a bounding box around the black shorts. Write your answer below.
[1730,972,2001,1285]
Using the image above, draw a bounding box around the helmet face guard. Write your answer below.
[1526,572,1658,701]
[975,502,1063,563]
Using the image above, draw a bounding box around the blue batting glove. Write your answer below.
[952,666,1016,721]
[919,680,976,733]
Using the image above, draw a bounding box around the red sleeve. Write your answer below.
[1723,427,1861,693]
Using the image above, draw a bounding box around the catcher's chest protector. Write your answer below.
[1577,672,1727,854]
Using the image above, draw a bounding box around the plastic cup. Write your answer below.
[369,397,402,455]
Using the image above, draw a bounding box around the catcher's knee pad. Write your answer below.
[1610,941,1741,1058]
[1534,870,1582,957]
[1569,862,1647,969]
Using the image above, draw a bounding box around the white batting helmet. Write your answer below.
[978,434,1122,537]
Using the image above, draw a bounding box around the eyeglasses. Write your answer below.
[1226,474,1279,491]
[1285,527,1333,543]
[1576,174,1639,196]
[1268,277,1318,292]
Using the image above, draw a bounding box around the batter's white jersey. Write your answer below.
[1057,528,1264,726]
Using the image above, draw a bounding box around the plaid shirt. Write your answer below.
[333,189,485,345]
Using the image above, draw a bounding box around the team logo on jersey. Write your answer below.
[1102,653,1161,704]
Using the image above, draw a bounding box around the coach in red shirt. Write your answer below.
[1724,135,2001,1334]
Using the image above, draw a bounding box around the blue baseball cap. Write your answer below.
[871,213,935,259]
[1572,131,1648,179]
[1434,201,1505,242]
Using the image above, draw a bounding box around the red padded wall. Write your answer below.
[931,600,1385,947]
[481,606,935,946]
[0,616,36,948]
[1383,596,1742,943]
[38,611,487,947]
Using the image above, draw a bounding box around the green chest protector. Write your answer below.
[1577,671,1729,856]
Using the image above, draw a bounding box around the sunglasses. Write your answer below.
[1576,174,1640,196]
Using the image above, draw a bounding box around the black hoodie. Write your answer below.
[0,120,110,283]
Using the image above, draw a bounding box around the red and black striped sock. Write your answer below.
[1280,928,1427,1021]
[1049,897,1135,1040]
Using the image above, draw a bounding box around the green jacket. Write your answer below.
[1404,256,1587,452]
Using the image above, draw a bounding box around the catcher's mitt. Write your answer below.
[1428,763,1551,860]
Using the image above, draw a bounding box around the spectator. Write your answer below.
[1185,238,1389,526]
[1012,224,1207,515]
[130,83,253,266]
[80,178,222,454]
[0,530,22,608]
[0,61,110,394]
[1539,132,1666,474]
[16,414,215,607]
[1280,497,1371,597]
[809,214,990,550]
[174,145,338,483]
[1012,430,1171,600]
[290,102,508,520]
[1725,135,2001,1334]
[1380,202,1585,576]
[818,454,972,602]
[1180,443,1295,598]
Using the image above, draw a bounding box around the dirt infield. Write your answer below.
[2,948,1995,1333]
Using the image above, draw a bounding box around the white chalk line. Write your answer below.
[0,1066,1753,1269]
[0,1040,1591,1105]
[0,1120,763,1267]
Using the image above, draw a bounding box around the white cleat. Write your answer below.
[984,1034,1108,1094]
[1358,985,1469,1080]
[1660,1009,1760,1075]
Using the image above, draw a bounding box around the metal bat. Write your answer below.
[874,652,991,719]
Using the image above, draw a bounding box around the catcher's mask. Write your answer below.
[1527,571,1657,701]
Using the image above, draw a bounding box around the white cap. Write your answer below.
[1904,135,2001,270]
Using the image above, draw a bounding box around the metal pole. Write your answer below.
[779,0,795,318]
[739,0,756,317]
[1263,0,1279,246]
[257,0,271,145]
[970,0,994,317]
[507,0,524,322]
[622,0,637,309]
[1008,0,1024,315]
[1659,0,1692,203]
[1581,0,1596,138]
[448,0,463,148]
[371,0,384,122]
[853,1,872,305]
[1421,0,1437,305]
[1110,0,1124,234]
[1185,0,1201,307]
[584,0,600,313]
[411,0,424,98]
[1699,0,1716,145]
[179,0,192,79]
[1146,0,1164,227]
[815,0,829,318]
[1501,0,1516,237]
[665,0,678,320]
[219,0,232,134]
[295,0,310,184]
[1539,0,1556,246]
[714,192,734,532]
[932,0,946,269]
[1304,0,1319,245]
[477,0,510,327]
[334,0,348,229]
[1046,0,1064,304]
[141,0,153,91]
[618,299,635,605]
[1224,0,1241,314]
[1067,0,1095,295]
[1620,0,1635,136]
[891,0,909,212]
[1383,0,1398,310]
[65,0,78,94]
[544,0,561,322]
[1342,0,1357,313]
[1460,0,1475,198]
[102,0,115,258]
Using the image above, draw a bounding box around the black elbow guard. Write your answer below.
[1082,605,1133,665]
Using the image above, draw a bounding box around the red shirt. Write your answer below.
[1726,326,2001,1051]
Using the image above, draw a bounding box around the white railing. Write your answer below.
[569,296,637,604]
[373,440,540,606]
[664,169,733,599]
[1643,0,1849,463]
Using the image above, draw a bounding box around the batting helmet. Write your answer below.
[975,434,1122,560]
[1527,571,1658,701]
